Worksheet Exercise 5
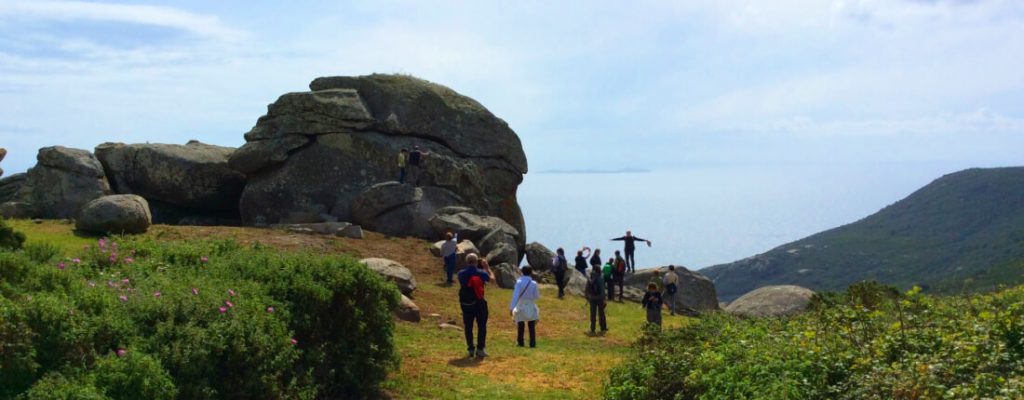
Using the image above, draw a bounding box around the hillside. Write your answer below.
[5,220,689,399]
[703,167,1024,301]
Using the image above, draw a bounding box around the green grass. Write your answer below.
[7,219,94,255]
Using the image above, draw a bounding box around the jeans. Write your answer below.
[613,274,624,300]
[589,301,607,332]
[461,300,488,352]
[517,321,537,347]
[664,291,676,315]
[554,270,566,297]
[606,278,615,301]
[444,253,457,283]
[398,166,406,183]
[625,251,636,273]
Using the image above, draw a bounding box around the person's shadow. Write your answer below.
[447,357,483,368]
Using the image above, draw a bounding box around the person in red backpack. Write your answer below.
[612,251,627,302]
[458,254,494,358]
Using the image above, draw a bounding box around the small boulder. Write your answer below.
[337,224,364,239]
[563,268,590,297]
[360,258,417,296]
[525,242,556,273]
[395,295,421,323]
[492,263,520,289]
[438,323,462,331]
[76,195,152,234]
[725,285,816,318]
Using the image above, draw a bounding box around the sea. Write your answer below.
[517,163,969,271]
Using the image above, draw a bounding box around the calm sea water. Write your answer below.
[517,164,963,270]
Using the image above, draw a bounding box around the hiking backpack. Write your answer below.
[666,282,678,295]
[459,276,481,306]
[551,255,564,272]
[615,259,626,274]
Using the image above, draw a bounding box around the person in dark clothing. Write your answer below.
[585,264,607,333]
[612,231,651,274]
[407,145,427,186]
[613,251,626,302]
[589,248,602,270]
[458,254,494,358]
[641,283,664,327]
[574,247,590,276]
[552,248,568,298]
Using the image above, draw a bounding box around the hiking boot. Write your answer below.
[467,350,475,358]
[475,349,488,358]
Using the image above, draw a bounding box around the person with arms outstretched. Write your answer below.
[612,230,651,273]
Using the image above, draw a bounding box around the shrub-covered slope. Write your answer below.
[703,167,1024,301]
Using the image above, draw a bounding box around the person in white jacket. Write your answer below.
[510,266,541,348]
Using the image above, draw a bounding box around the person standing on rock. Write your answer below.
[397,148,408,183]
[458,254,494,358]
[586,264,608,334]
[510,266,540,347]
[575,247,590,276]
[552,248,568,298]
[612,231,651,274]
[407,145,427,186]
[441,232,459,285]
[662,265,679,316]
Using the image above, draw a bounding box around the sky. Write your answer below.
[0,0,1023,175]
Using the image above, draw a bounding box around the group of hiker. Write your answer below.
[442,230,677,359]
[396,146,427,185]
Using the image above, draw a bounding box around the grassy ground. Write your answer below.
[9,220,690,399]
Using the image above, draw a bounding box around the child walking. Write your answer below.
[641,283,664,327]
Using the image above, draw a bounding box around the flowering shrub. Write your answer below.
[0,237,399,399]
[605,282,1024,399]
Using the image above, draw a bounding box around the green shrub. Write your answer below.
[606,282,1024,400]
[23,242,60,264]
[0,236,400,400]
[0,217,26,250]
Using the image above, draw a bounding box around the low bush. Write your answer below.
[0,235,400,400]
[0,217,25,250]
[606,282,1024,399]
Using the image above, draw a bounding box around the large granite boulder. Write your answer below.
[360,258,417,296]
[492,263,520,289]
[0,173,27,204]
[17,146,112,219]
[352,182,463,238]
[76,194,152,234]
[525,242,556,273]
[725,285,816,318]
[428,208,524,265]
[232,74,527,247]
[95,141,245,224]
[623,266,720,314]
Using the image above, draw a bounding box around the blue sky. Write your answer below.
[1,0,1023,174]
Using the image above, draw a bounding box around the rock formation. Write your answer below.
[9,146,111,219]
[76,194,152,234]
[525,242,556,273]
[95,141,245,225]
[231,74,527,252]
[724,285,815,317]
[396,295,421,323]
[623,266,720,314]
[360,258,417,297]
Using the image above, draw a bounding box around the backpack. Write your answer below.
[586,276,601,298]
[459,276,481,306]
[615,259,626,275]
[551,255,564,272]
[666,282,678,295]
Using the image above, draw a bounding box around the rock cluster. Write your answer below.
[622,266,720,315]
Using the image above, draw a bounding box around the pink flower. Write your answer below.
[107,280,116,288]
[200,256,209,263]
[72,258,81,264]
[191,287,199,295]
[119,295,128,302]
[228,289,236,297]
[121,278,130,284]
[57,261,65,270]
[219,306,227,313]
[109,255,117,263]
[225,300,234,308]
[124,257,134,264]
[98,238,106,249]
[266,306,275,313]
[153,291,161,298]
[290,338,298,345]
[116,348,126,357]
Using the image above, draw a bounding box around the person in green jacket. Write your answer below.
[602,258,614,301]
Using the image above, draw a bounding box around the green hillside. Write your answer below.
[703,167,1024,301]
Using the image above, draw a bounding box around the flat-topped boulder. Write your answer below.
[725,285,816,317]
[95,141,245,224]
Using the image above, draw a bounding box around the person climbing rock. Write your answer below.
[397,148,408,183]
[407,145,427,186]
[611,230,651,273]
